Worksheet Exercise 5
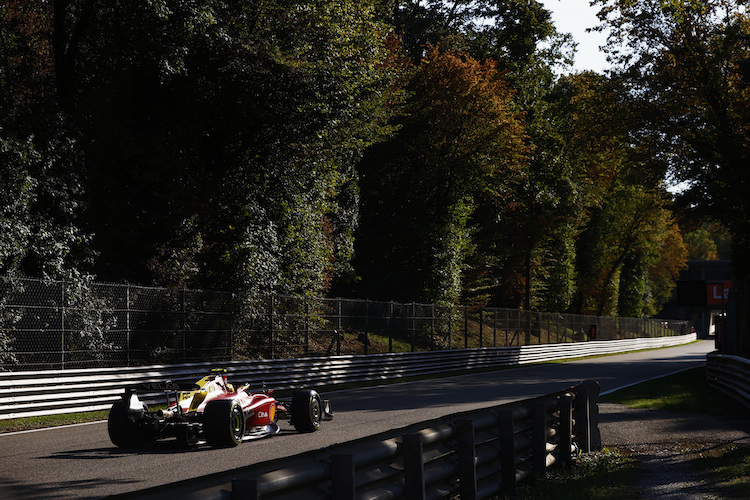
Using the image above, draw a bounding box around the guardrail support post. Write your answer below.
[457,418,477,500]
[576,380,601,451]
[575,384,591,452]
[559,395,573,466]
[232,479,259,500]
[499,409,516,495]
[332,453,355,500]
[404,432,426,500]
[532,403,547,476]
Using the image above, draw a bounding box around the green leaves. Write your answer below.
[2,0,714,321]
[354,46,529,303]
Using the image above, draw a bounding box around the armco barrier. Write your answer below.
[110,380,601,500]
[0,333,696,420]
[706,352,750,409]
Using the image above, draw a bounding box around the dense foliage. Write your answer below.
[2,0,745,320]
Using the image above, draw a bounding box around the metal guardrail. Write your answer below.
[706,352,750,409]
[1,333,696,420]
[111,380,601,500]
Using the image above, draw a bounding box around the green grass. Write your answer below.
[0,409,111,433]
[600,366,746,417]
[687,443,750,499]
[513,448,640,500]
[517,366,750,499]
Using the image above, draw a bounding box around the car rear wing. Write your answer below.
[120,380,199,401]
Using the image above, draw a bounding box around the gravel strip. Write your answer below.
[599,403,750,499]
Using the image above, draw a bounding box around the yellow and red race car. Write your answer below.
[108,368,332,448]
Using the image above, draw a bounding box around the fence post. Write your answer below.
[366,299,370,350]
[61,280,66,369]
[331,453,356,500]
[547,313,552,344]
[505,309,509,346]
[181,288,187,362]
[230,292,235,362]
[493,309,497,347]
[532,403,547,475]
[411,302,416,353]
[337,297,343,334]
[448,304,453,349]
[304,299,310,357]
[404,433,426,500]
[126,285,131,366]
[479,308,483,348]
[268,295,275,359]
[524,309,533,345]
[464,306,468,349]
[430,303,435,350]
[538,312,542,344]
[335,298,342,356]
[499,409,516,495]
[232,479,259,500]
[457,418,477,500]
[388,301,394,353]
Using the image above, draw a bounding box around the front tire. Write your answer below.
[291,389,323,433]
[203,399,245,447]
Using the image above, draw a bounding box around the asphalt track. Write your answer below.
[0,340,715,499]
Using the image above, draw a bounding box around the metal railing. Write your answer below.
[0,276,692,371]
[115,380,602,500]
[706,352,750,409]
[0,332,696,420]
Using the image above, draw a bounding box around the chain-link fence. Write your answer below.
[0,277,233,370]
[0,276,692,371]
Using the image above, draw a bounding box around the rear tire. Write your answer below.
[203,399,245,447]
[291,389,323,433]
[108,400,154,448]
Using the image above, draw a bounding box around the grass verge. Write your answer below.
[516,366,750,499]
[0,409,111,434]
[686,442,750,499]
[513,448,640,500]
[600,366,746,416]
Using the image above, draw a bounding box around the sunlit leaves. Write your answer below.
[595,0,750,274]
[354,46,529,303]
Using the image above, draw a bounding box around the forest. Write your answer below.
[0,0,747,318]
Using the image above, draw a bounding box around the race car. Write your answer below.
[107,368,333,448]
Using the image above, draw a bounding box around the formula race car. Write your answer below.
[108,369,333,448]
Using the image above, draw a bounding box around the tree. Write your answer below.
[354,46,529,303]
[683,227,720,261]
[0,1,92,280]
[576,182,683,316]
[594,0,750,275]
[647,220,688,315]
[548,69,688,316]
[2,0,402,300]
